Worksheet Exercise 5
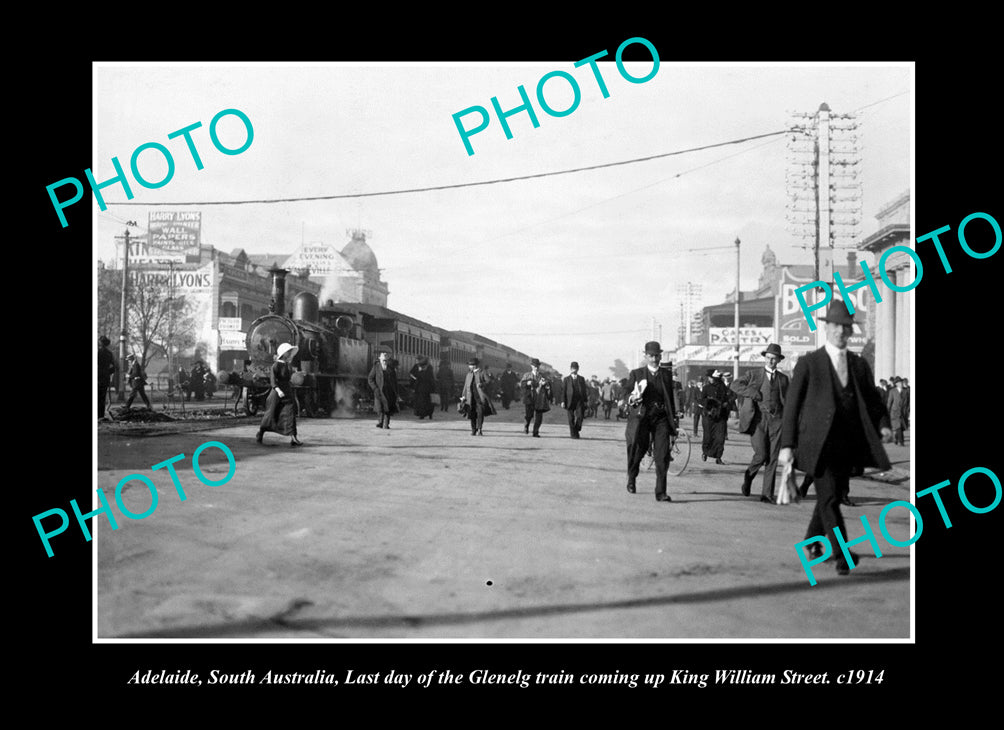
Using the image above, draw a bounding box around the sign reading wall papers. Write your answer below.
[148,211,202,260]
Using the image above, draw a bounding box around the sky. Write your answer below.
[93,61,912,377]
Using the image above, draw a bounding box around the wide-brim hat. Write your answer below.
[276,342,299,360]
[530,358,540,367]
[761,343,785,360]
[644,341,662,355]
[821,299,856,326]
[710,369,723,378]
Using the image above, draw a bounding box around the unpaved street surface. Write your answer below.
[97,408,911,640]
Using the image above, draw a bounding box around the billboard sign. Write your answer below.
[146,211,202,261]
[776,268,868,351]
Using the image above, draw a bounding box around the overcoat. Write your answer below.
[780,347,891,475]
[562,374,589,407]
[368,362,399,416]
[886,387,905,431]
[520,371,552,411]
[623,366,679,446]
[461,369,497,415]
[731,368,789,435]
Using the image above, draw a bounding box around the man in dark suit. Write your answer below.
[98,336,117,419]
[562,362,588,438]
[520,358,551,437]
[460,357,495,436]
[368,350,399,429]
[780,301,892,577]
[731,343,790,503]
[499,363,519,409]
[624,341,679,503]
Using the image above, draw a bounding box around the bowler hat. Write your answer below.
[468,357,479,366]
[644,341,662,355]
[530,358,540,367]
[821,299,856,326]
[761,343,785,360]
[570,361,579,369]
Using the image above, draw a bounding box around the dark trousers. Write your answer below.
[126,384,151,409]
[469,400,486,433]
[627,411,672,498]
[894,427,904,445]
[524,403,544,435]
[602,400,613,419]
[693,407,702,435]
[805,464,851,568]
[501,391,513,409]
[439,386,451,411]
[746,413,783,498]
[566,401,584,437]
[98,383,108,417]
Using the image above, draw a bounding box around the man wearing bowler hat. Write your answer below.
[562,362,588,438]
[780,299,892,577]
[520,358,552,437]
[731,343,790,503]
[624,341,679,503]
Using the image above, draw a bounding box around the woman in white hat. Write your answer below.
[256,342,302,446]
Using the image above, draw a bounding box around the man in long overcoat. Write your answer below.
[368,351,399,429]
[624,341,678,503]
[520,358,551,437]
[562,362,589,438]
[98,336,117,419]
[780,300,892,577]
[499,363,519,409]
[436,358,454,412]
[460,357,496,435]
[731,343,790,503]
[886,377,906,445]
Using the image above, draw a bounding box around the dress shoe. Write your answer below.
[715,458,724,465]
[835,562,850,576]
[741,471,752,497]
[804,543,824,560]
[656,494,672,502]
[702,453,707,461]
[524,425,529,434]
[376,422,384,428]
[841,495,856,506]
[471,430,477,436]
[532,433,540,438]
[759,495,774,505]
[255,430,263,444]
[290,436,303,445]
[626,481,636,494]
[478,429,484,436]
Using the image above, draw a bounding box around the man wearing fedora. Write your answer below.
[460,357,495,435]
[700,369,730,464]
[779,300,892,576]
[731,343,790,503]
[562,362,588,438]
[520,358,552,437]
[124,353,152,410]
[624,341,679,503]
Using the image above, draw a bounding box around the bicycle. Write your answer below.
[643,417,692,476]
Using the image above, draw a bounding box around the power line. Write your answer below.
[104,129,790,207]
[481,329,650,337]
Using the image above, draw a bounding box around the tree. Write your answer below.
[608,359,630,380]
[124,270,199,369]
[97,262,122,343]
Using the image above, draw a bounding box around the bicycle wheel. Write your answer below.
[668,430,691,477]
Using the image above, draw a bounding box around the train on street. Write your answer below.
[222,267,552,417]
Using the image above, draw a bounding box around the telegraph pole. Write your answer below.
[733,237,740,379]
[117,228,131,401]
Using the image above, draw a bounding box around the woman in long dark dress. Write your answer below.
[409,356,436,420]
[256,342,302,446]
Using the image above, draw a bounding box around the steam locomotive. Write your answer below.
[223,268,545,417]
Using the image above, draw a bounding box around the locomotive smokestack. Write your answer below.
[269,266,289,316]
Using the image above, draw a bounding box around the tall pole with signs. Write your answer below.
[734,237,741,379]
[786,103,862,345]
[117,228,131,401]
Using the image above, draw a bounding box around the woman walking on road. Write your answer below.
[256,342,302,446]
